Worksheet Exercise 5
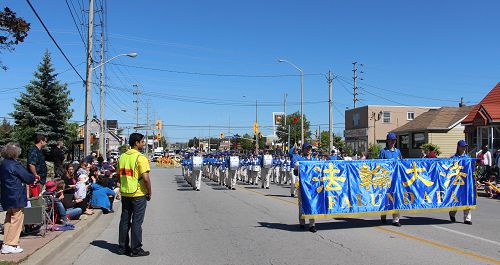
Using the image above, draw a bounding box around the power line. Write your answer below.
[65,0,86,48]
[26,0,85,82]
[108,62,323,78]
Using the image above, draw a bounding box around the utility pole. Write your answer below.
[208,124,211,152]
[352,62,358,109]
[133,84,141,130]
[327,70,333,153]
[98,30,105,158]
[283,93,287,151]
[255,100,259,151]
[83,0,94,156]
[145,100,150,155]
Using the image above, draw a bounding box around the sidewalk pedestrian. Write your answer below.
[0,142,35,254]
[50,138,66,178]
[27,134,48,197]
[118,133,152,257]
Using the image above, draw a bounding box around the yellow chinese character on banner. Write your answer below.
[440,160,467,187]
[403,162,434,187]
[359,163,391,190]
[312,163,345,193]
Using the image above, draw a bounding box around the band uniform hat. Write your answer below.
[386,132,397,140]
[302,142,313,149]
[457,140,468,147]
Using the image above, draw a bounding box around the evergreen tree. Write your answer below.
[0,118,13,145]
[11,51,73,152]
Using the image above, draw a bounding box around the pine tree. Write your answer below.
[11,51,73,152]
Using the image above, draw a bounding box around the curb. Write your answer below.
[20,210,104,265]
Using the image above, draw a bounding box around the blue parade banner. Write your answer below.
[298,158,476,219]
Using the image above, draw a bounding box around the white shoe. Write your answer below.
[1,244,23,254]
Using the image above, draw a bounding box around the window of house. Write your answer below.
[407,112,415,120]
[412,133,426,149]
[493,126,500,150]
[399,135,409,149]
[383,112,391,123]
[352,113,360,126]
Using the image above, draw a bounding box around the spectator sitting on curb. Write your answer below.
[43,180,82,224]
[74,174,94,215]
[90,175,116,214]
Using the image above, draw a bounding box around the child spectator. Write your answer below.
[90,175,116,214]
[43,180,82,224]
[74,174,94,215]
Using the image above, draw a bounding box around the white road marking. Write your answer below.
[431,225,500,247]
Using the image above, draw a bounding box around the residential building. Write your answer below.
[79,118,124,153]
[391,106,474,158]
[462,82,500,152]
[344,105,437,154]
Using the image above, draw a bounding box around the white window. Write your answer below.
[353,113,360,126]
[407,112,415,120]
[383,112,391,123]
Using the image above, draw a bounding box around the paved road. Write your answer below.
[64,166,500,265]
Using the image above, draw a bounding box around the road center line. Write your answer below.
[431,225,500,247]
[237,184,500,264]
[375,227,500,265]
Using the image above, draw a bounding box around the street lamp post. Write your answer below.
[278,59,304,145]
[84,52,137,157]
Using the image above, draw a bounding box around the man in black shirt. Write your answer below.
[51,138,65,178]
[27,134,48,186]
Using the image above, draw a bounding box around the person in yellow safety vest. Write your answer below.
[117,133,152,257]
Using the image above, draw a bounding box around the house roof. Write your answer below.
[392,106,474,133]
[462,82,500,124]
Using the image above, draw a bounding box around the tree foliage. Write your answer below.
[0,118,13,146]
[276,111,311,146]
[319,131,345,152]
[11,51,73,153]
[0,7,31,70]
[421,143,442,156]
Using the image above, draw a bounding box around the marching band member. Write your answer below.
[261,151,273,189]
[191,150,203,191]
[289,145,301,197]
[228,151,239,190]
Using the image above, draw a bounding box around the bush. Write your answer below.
[368,144,382,159]
[421,143,441,156]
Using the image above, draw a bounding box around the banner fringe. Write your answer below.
[300,205,477,219]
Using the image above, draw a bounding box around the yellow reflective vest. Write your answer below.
[118,150,144,194]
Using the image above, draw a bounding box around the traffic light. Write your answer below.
[79,127,84,138]
[293,117,299,124]
[253,122,259,134]
[258,132,262,140]
[220,132,224,139]
[157,132,161,139]
[156,120,162,130]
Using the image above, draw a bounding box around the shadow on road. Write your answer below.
[258,216,452,232]
[244,186,262,190]
[90,240,120,254]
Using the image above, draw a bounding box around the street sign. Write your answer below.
[220,132,224,139]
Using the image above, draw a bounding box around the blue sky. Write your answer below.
[2,0,500,142]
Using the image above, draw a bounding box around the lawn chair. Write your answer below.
[23,195,55,237]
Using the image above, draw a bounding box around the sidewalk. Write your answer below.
[0,209,103,265]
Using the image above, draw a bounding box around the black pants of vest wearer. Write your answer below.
[119,196,147,252]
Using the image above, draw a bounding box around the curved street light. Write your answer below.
[278,58,304,145]
[84,52,138,157]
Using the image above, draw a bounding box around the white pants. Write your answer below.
[228,170,237,189]
[192,169,202,190]
[261,168,271,188]
[449,209,471,222]
[290,171,297,196]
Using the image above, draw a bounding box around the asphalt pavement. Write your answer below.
[62,166,500,265]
